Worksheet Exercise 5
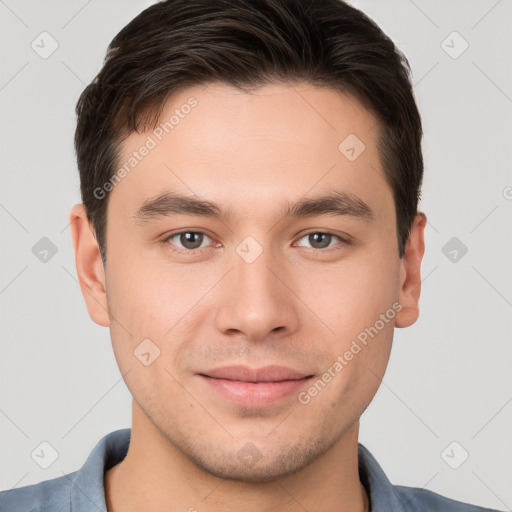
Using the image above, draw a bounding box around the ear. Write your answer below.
[69,204,110,327]
[395,212,427,328]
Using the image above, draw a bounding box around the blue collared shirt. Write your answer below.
[0,428,502,511]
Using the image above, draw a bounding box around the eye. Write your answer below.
[164,231,214,252]
[294,231,350,251]
[162,230,351,255]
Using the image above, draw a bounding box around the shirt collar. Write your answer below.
[358,443,406,510]
[70,428,131,512]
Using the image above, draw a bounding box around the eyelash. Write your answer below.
[162,230,351,255]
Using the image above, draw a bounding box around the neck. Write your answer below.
[105,402,369,512]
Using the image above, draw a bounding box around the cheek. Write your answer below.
[106,245,199,330]
[295,245,399,403]
[300,248,400,336]
[104,250,219,376]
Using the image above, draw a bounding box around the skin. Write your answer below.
[70,82,426,512]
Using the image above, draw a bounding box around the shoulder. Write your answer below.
[357,443,502,512]
[0,471,75,512]
[0,429,130,512]
[394,484,503,512]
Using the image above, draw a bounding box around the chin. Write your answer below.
[179,434,335,483]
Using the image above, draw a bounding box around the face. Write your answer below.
[73,82,423,482]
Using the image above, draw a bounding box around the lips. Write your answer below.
[200,365,311,382]
[198,365,314,408]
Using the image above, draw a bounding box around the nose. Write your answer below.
[214,242,300,342]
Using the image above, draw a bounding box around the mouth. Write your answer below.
[197,365,314,408]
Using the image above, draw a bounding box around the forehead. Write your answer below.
[110,82,392,225]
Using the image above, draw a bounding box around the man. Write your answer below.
[0,0,503,511]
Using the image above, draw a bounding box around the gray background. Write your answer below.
[1,0,511,509]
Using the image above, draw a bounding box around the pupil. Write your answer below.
[310,233,330,249]
[182,232,202,249]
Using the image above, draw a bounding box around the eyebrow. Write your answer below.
[132,190,374,224]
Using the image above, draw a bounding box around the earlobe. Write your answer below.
[69,204,110,327]
[395,212,427,328]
